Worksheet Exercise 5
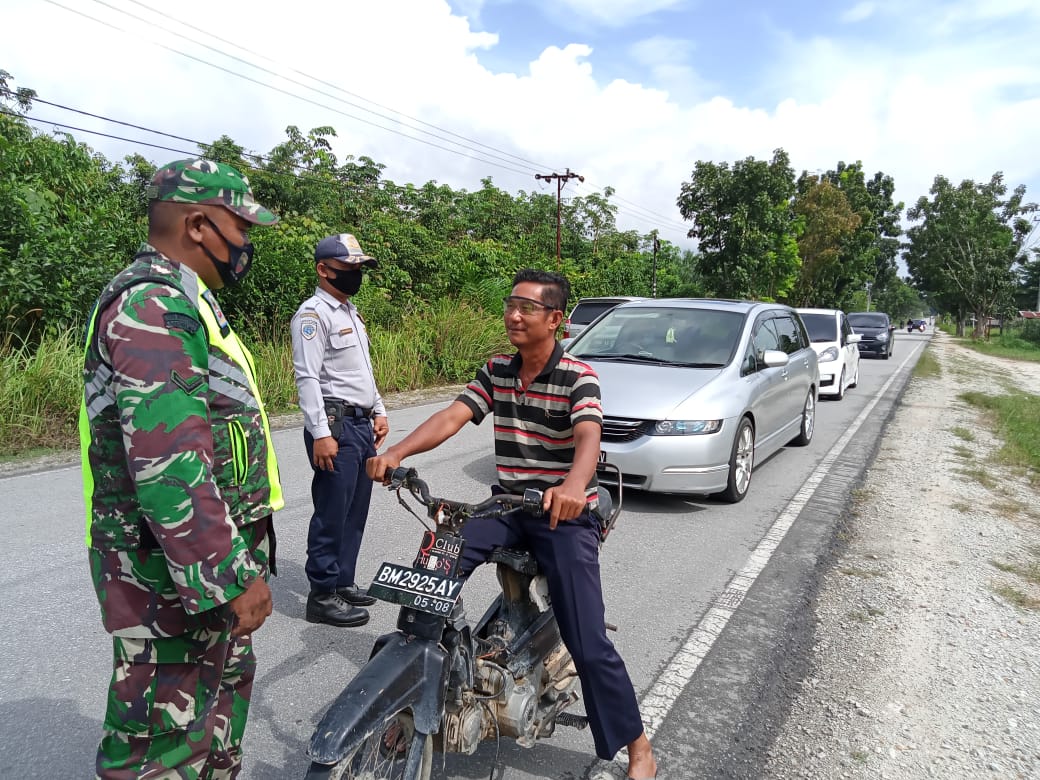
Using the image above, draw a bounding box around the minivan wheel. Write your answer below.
[834,368,845,401]
[791,390,815,446]
[716,417,754,503]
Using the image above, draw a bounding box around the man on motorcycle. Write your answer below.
[366,268,658,780]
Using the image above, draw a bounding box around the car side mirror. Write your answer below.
[762,349,789,368]
[848,333,862,344]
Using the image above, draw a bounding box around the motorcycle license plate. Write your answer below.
[367,562,463,617]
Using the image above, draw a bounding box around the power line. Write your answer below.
[7,105,695,248]
[2,109,197,158]
[535,168,585,267]
[120,0,549,174]
[43,0,535,178]
[49,0,692,242]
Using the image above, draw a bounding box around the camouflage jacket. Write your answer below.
[79,248,283,638]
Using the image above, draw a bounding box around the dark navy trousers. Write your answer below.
[457,507,645,760]
[304,415,375,592]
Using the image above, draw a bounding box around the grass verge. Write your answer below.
[0,299,513,459]
[913,347,941,378]
[959,390,1040,483]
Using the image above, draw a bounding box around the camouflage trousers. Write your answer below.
[96,621,255,779]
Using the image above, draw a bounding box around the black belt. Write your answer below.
[323,398,373,419]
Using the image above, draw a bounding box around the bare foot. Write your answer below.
[626,732,657,779]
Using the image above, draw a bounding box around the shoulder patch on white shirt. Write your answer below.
[301,319,318,340]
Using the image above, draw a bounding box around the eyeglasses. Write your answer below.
[503,296,557,316]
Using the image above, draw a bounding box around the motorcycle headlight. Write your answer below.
[653,420,722,435]
[818,346,839,362]
[877,332,889,342]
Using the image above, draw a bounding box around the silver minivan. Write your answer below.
[566,299,820,502]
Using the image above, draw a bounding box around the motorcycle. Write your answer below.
[303,465,622,780]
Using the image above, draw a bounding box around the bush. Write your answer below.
[0,326,82,455]
[1020,319,1040,346]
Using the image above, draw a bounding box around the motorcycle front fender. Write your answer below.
[307,633,448,766]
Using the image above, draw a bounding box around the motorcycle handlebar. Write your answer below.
[384,466,543,517]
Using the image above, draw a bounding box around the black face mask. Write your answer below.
[201,217,254,287]
[324,266,364,296]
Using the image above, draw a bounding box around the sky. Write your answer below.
[3,0,1040,251]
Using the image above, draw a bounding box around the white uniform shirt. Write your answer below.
[290,286,385,439]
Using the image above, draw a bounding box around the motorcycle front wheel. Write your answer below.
[305,710,433,780]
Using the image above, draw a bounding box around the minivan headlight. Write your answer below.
[877,332,889,342]
[653,420,722,435]
[818,346,839,362]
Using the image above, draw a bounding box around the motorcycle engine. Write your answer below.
[440,703,484,755]
[475,661,537,740]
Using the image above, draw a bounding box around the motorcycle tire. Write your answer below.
[304,710,432,780]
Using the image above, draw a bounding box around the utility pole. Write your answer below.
[651,230,660,298]
[535,168,584,268]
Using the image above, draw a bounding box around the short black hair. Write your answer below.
[512,268,570,312]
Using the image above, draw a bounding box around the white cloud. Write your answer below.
[3,0,1039,250]
[541,0,686,27]
[840,2,877,23]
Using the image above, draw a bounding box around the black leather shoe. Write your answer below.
[306,591,370,627]
[337,584,377,607]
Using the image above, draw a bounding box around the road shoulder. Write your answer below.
[764,333,1040,778]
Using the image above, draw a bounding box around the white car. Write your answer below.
[796,308,860,400]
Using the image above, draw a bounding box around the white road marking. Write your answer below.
[591,346,918,779]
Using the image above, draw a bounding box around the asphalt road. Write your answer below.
[0,330,931,779]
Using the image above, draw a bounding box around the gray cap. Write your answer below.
[314,233,378,268]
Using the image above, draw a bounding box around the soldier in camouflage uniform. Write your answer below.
[79,158,284,779]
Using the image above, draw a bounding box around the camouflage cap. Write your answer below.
[314,233,379,268]
[146,158,278,225]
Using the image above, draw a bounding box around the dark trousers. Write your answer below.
[457,508,645,760]
[304,417,375,592]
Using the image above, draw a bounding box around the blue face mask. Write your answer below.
[201,216,254,286]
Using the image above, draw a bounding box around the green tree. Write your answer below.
[676,148,800,300]
[0,77,144,336]
[790,177,861,306]
[906,173,1036,337]
[1014,249,1040,313]
[872,277,926,323]
[797,162,903,309]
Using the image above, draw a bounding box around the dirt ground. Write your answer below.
[765,332,1040,779]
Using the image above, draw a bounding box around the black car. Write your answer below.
[848,312,895,359]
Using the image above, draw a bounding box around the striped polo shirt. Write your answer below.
[457,341,602,507]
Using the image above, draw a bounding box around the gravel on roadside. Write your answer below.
[764,332,1040,779]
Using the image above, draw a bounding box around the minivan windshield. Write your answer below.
[848,313,889,328]
[799,313,838,343]
[569,306,745,366]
